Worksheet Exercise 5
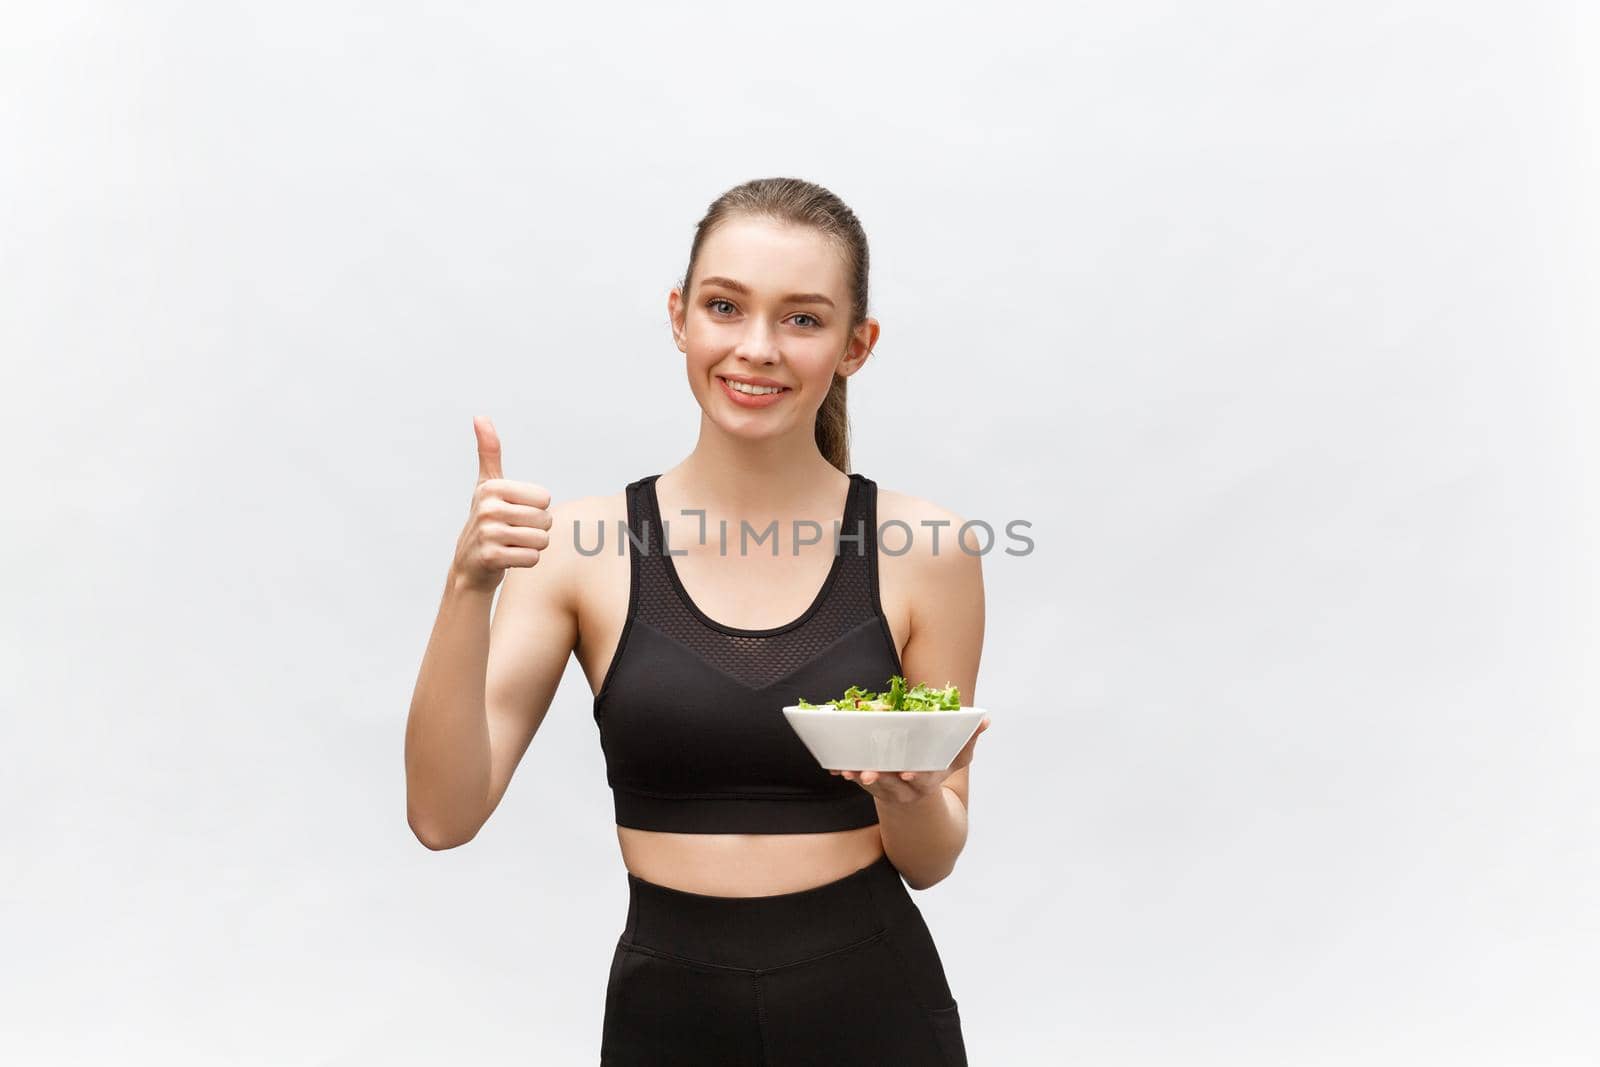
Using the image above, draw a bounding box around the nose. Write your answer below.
[731,323,782,365]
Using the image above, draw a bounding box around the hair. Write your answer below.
[680,177,871,475]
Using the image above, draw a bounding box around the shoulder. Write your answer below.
[545,489,628,552]
[548,487,628,525]
[872,482,985,635]
[522,489,629,595]
[872,483,986,619]
[873,483,988,562]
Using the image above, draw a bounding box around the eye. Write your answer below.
[705,298,823,329]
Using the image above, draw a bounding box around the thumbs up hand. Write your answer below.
[450,415,554,593]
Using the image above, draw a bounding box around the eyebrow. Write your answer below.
[698,276,836,309]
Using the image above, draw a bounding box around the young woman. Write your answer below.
[405,177,990,1065]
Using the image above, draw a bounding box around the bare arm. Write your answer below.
[481,520,579,825]
[403,552,577,848]
[403,417,578,850]
[405,573,495,849]
[866,499,987,890]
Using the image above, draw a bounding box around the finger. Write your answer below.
[490,482,553,510]
[487,499,555,529]
[475,416,503,484]
[492,523,550,551]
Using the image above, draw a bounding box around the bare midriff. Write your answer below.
[616,823,885,897]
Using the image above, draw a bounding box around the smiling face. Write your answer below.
[668,215,878,444]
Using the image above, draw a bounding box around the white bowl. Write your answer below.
[780,706,988,772]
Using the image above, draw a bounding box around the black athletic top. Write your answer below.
[592,472,904,834]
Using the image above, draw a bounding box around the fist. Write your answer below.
[450,415,554,592]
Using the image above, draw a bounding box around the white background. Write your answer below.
[2,2,1596,1063]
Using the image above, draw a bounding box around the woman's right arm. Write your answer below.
[403,416,576,850]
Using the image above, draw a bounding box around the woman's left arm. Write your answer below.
[833,514,988,890]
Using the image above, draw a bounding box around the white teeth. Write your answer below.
[723,378,784,395]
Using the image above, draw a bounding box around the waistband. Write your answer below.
[621,852,918,972]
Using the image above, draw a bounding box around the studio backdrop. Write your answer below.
[1,2,1595,1064]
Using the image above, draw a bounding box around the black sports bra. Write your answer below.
[592,472,904,834]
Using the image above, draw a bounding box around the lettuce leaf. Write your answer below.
[794,675,962,711]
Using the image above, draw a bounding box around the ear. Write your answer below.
[668,288,687,351]
[836,318,881,379]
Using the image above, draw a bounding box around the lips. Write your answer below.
[717,375,791,407]
[718,375,791,391]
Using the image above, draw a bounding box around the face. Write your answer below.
[668,216,879,441]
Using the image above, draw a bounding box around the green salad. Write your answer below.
[794,675,962,711]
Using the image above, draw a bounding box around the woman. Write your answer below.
[405,177,990,1065]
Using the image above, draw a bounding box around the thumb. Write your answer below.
[474,415,503,483]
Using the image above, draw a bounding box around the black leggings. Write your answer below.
[600,852,968,1066]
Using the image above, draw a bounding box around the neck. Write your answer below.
[663,414,847,516]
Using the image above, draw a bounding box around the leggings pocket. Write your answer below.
[757,929,957,1064]
[870,908,966,1067]
[875,910,959,1013]
[601,939,766,1066]
[925,1001,968,1066]
[871,915,968,1066]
